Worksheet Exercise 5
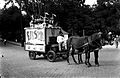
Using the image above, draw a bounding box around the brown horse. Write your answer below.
[67,32,103,67]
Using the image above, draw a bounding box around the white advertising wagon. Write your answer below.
[24,24,68,62]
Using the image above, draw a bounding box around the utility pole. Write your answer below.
[83,29,85,36]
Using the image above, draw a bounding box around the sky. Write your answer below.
[0,0,5,9]
[0,0,97,9]
[85,0,97,6]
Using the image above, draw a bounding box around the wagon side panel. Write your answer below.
[24,28,45,52]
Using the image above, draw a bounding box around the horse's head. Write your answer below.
[101,31,115,45]
[97,31,109,46]
[88,31,103,49]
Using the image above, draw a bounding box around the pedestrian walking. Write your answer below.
[1,33,7,45]
[3,39,7,45]
[114,35,120,48]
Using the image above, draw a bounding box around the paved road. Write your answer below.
[0,41,120,78]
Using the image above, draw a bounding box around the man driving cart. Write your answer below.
[57,31,68,51]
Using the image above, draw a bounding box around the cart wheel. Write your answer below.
[47,50,56,62]
[62,54,68,60]
[29,51,36,60]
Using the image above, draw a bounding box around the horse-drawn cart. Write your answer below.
[24,15,68,62]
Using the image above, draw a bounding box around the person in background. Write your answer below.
[108,32,112,45]
[114,35,119,48]
[1,33,7,45]
[57,32,64,51]
[3,39,7,45]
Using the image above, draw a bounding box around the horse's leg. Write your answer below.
[85,52,91,67]
[85,46,88,65]
[80,54,83,63]
[66,51,70,64]
[67,46,78,64]
[78,53,83,64]
[72,53,78,64]
[94,50,99,66]
[85,45,91,67]
[78,53,80,64]
[85,52,88,65]
[86,51,91,67]
[67,46,72,64]
[84,45,91,67]
[71,48,78,64]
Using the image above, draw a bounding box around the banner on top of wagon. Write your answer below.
[25,28,45,45]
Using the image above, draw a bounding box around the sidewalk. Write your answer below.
[0,38,21,46]
[7,41,21,46]
[102,43,120,49]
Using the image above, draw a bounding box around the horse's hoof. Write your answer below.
[95,64,99,67]
[87,63,92,67]
[85,62,87,65]
[68,63,71,65]
[81,61,84,64]
[76,63,80,65]
[79,62,84,64]
[75,62,78,64]
[75,63,78,64]
[78,61,82,64]
[87,64,92,67]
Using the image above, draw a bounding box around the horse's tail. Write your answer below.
[66,37,72,50]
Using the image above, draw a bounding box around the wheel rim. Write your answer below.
[47,51,56,62]
[48,53,54,60]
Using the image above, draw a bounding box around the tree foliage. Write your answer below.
[0,0,120,42]
[95,0,120,34]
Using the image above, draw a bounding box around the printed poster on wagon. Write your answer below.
[25,28,45,44]
[25,28,45,52]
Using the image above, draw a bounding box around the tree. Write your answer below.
[2,0,120,38]
[95,0,120,34]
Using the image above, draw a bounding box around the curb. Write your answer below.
[7,41,21,46]
[0,38,21,46]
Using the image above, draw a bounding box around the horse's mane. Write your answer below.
[88,32,102,43]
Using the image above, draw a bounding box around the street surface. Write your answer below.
[0,41,120,78]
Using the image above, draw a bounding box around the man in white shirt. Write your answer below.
[57,33,64,51]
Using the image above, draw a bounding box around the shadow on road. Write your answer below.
[34,56,67,62]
